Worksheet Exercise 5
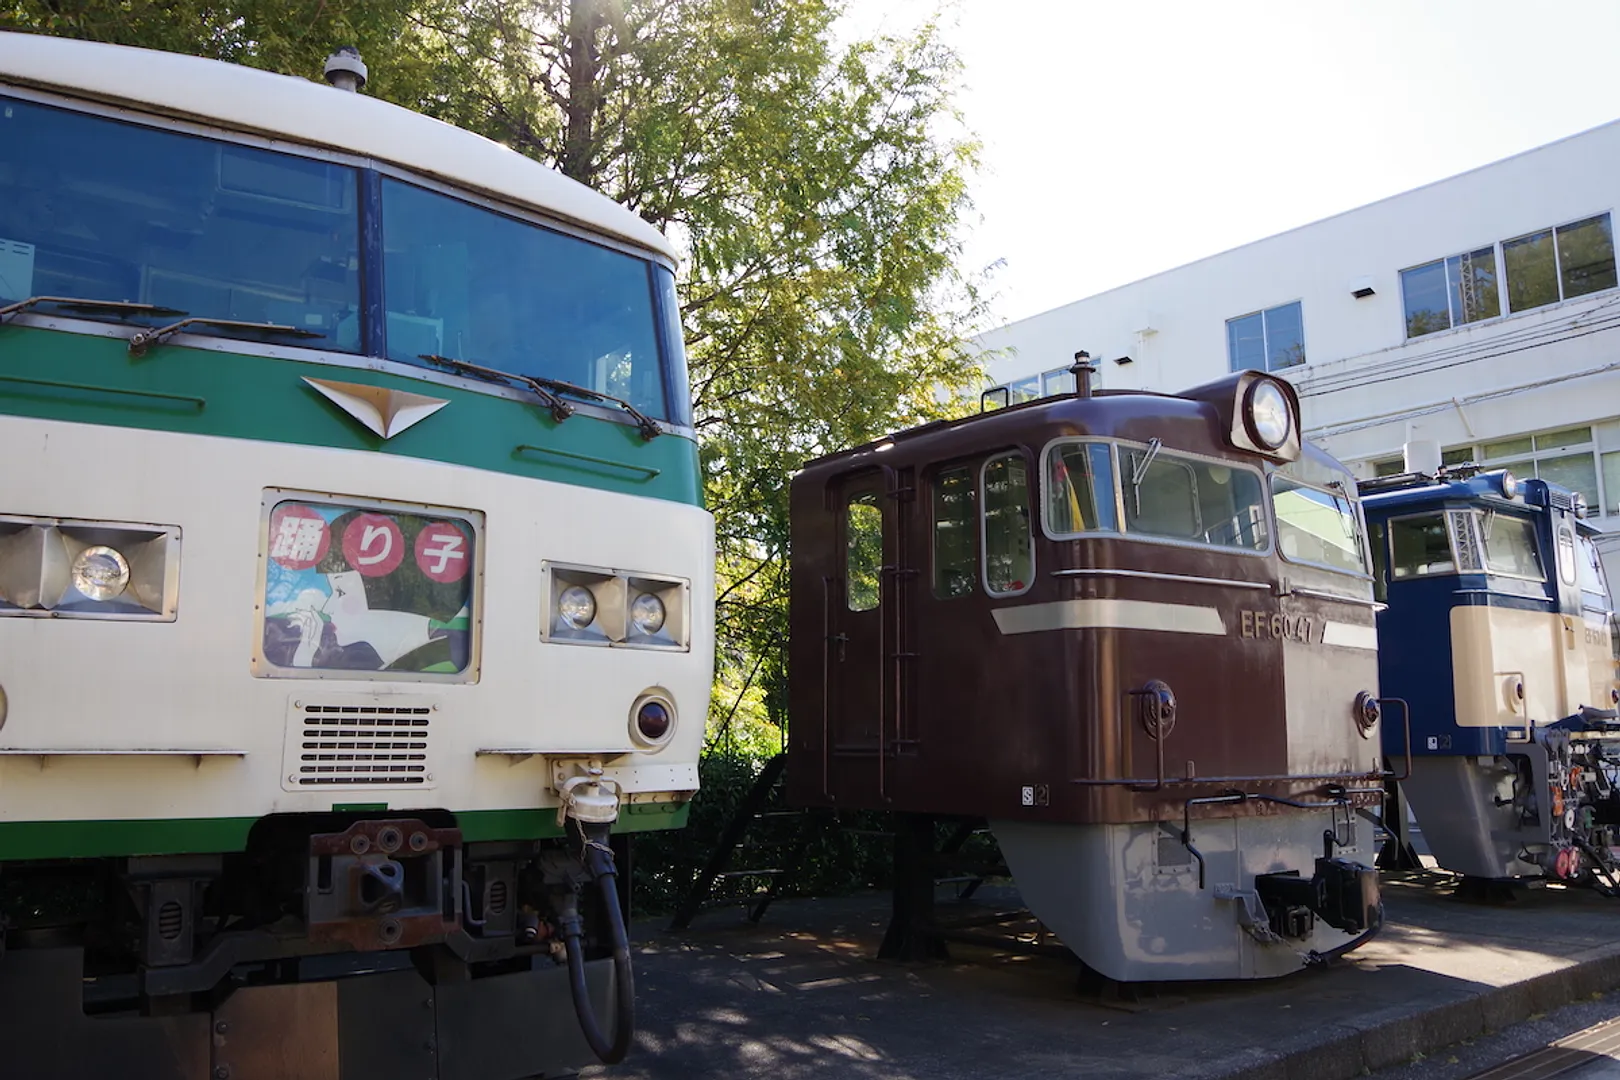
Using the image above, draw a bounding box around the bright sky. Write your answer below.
[842,0,1620,327]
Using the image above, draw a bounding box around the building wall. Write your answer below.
[972,117,1620,577]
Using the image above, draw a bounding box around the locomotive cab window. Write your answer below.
[932,466,978,599]
[846,493,882,612]
[1043,441,1117,536]
[1477,510,1544,580]
[1123,444,1268,551]
[0,95,361,351]
[1389,513,1455,578]
[1273,477,1365,574]
[982,454,1034,596]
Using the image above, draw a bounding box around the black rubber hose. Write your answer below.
[561,825,635,1064]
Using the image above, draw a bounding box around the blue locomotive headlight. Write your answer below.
[558,585,598,630]
[1244,379,1292,451]
[1499,471,1519,499]
[630,592,666,635]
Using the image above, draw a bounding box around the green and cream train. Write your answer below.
[0,33,712,1079]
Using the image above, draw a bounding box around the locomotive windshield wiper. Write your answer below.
[422,354,662,440]
[0,295,187,325]
[421,353,575,424]
[128,317,323,356]
[521,374,662,442]
[1129,437,1163,515]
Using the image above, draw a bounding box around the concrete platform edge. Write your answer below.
[1228,945,1620,1080]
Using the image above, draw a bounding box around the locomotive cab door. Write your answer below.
[822,469,908,801]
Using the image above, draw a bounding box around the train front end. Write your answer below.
[788,367,1386,982]
[0,35,712,1080]
[1362,461,1620,889]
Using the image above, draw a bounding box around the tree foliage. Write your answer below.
[2,0,988,754]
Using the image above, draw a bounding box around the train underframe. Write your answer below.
[1397,724,1620,894]
[0,812,631,1080]
[992,803,1383,982]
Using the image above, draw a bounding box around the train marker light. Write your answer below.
[630,691,676,748]
[1244,380,1292,451]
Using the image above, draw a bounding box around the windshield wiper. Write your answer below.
[422,353,574,424]
[0,295,186,325]
[522,374,662,441]
[1129,437,1163,516]
[128,317,322,356]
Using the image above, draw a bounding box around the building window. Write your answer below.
[931,466,977,599]
[1401,247,1500,337]
[1502,214,1617,314]
[1480,425,1600,509]
[982,366,1079,409]
[1227,301,1305,372]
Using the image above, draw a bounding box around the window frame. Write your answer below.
[1270,475,1371,578]
[929,461,979,601]
[1399,243,1503,339]
[1385,511,1461,581]
[979,450,1036,599]
[1225,299,1306,373]
[844,491,884,613]
[1474,508,1546,582]
[1038,437,1274,558]
[0,83,693,436]
[1040,439,1119,541]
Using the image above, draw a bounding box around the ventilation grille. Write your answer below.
[282,696,439,790]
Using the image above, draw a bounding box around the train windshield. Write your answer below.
[1579,535,1612,604]
[0,95,688,424]
[1043,442,1117,535]
[1122,446,1268,550]
[1389,513,1455,578]
[0,95,361,351]
[380,179,675,422]
[1272,478,1365,574]
[1476,510,1545,580]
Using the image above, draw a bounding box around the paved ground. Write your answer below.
[583,871,1620,1080]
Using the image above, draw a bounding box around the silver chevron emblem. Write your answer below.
[303,377,450,439]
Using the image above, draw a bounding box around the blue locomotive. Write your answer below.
[1361,446,1620,891]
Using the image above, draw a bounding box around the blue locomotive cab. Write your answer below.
[1362,462,1620,887]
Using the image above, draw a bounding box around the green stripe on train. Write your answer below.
[0,327,702,506]
[0,802,690,860]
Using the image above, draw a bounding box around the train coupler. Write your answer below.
[1255,857,1382,940]
[307,818,463,951]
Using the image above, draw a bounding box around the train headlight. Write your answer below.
[1574,493,1590,519]
[558,585,598,630]
[0,516,179,620]
[1499,471,1519,499]
[71,545,131,601]
[1244,380,1292,451]
[630,592,666,635]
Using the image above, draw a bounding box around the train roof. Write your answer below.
[796,374,1354,486]
[0,31,678,265]
[1360,469,1602,532]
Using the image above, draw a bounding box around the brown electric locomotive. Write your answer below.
[786,361,1390,981]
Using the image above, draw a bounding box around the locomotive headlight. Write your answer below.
[71,545,130,601]
[630,592,666,635]
[1244,379,1292,451]
[557,585,597,630]
[1499,471,1519,499]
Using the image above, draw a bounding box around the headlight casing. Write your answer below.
[1243,378,1293,451]
[0,516,180,620]
[541,562,689,650]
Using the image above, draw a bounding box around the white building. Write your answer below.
[973,118,1620,577]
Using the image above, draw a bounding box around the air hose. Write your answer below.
[560,819,635,1064]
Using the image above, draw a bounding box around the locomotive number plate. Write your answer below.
[1239,610,1321,643]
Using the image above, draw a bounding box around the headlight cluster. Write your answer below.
[0,516,180,620]
[541,561,689,650]
[1243,379,1293,451]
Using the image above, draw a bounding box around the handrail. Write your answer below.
[0,374,205,410]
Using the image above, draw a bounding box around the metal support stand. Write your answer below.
[877,814,950,962]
